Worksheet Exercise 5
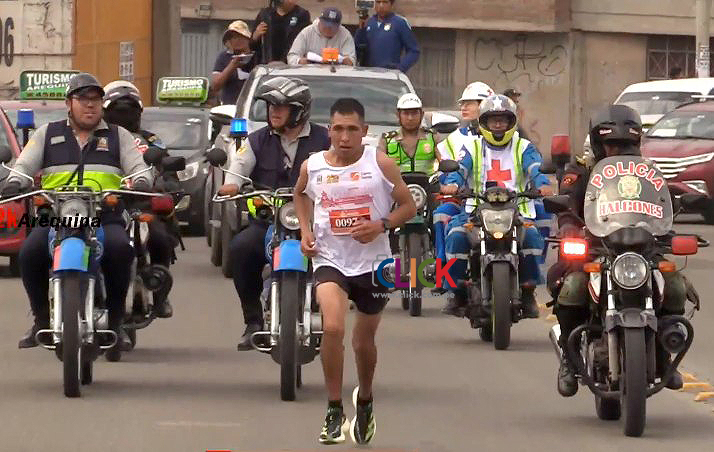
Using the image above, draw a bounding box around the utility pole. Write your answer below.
[696,0,711,78]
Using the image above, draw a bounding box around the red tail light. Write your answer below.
[151,195,174,215]
[560,238,588,258]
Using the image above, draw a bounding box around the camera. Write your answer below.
[355,0,374,20]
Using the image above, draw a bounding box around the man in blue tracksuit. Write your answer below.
[354,0,420,72]
[441,95,553,318]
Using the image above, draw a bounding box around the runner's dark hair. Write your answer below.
[330,98,365,121]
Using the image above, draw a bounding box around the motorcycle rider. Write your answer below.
[549,104,690,396]
[433,82,494,293]
[216,76,331,350]
[102,80,176,320]
[441,94,553,317]
[3,73,152,361]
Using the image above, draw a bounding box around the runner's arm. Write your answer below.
[377,151,416,228]
[294,159,317,256]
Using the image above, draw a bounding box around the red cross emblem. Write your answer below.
[486,160,512,185]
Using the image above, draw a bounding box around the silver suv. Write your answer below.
[207,64,416,277]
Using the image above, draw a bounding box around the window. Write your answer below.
[647,35,714,80]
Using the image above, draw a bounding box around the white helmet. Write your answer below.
[458,81,494,103]
[397,92,423,110]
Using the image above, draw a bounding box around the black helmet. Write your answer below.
[102,80,143,110]
[255,76,312,128]
[66,72,104,98]
[589,104,643,161]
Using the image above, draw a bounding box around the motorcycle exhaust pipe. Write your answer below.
[549,324,563,362]
[659,322,688,354]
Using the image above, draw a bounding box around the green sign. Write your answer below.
[156,77,209,105]
[19,70,79,100]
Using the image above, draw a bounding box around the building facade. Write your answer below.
[180,0,714,153]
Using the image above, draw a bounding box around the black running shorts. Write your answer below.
[314,266,389,315]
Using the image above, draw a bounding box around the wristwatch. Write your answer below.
[380,218,390,232]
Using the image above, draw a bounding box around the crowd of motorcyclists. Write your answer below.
[0,69,702,443]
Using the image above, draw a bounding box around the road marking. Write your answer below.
[681,382,714,392]
[694,392,714,402]
[157,421,242,428]
[682,372,698,383]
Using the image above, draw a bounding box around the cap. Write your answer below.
[320,7,342,26]
[397,93,423,110]
[503,88,522,99]
[222,20,251,43]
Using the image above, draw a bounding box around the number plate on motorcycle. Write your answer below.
[329,207,371,235]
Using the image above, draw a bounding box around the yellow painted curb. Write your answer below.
[538,303,547,310]
[546,314,557,322]
[682,372,698,383]
[681,382,714,392]
[694,392,714,402]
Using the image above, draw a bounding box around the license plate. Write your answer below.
[329,207,371,235]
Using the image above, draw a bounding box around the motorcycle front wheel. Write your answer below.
[401,233,423,317]
[622,328,647,437]
[61,271,84,397]
[279,271,301,401]
[491,262,512,350]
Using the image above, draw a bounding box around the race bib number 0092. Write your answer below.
[329,208,371,235]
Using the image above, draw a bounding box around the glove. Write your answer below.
[133,179,153,193]
[1,181,22,197]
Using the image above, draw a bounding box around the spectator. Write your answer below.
[211,21,256,105]
[251,0,311,64]
[287,8,355,66]
[669,66,684,79]
[354,0,420,73]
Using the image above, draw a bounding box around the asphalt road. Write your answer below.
[0,226,712,452]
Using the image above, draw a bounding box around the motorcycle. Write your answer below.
[0,145,164,396]
[122,151,191,350]
[544,155,704,437]
[439,159,543,350]
[395,170,439,316]
[206,147,322,401]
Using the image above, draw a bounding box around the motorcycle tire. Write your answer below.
[210,204,222,267]
[81,348,93,386]
[479,324,493,342]
[622,328,647,437]
[279,271,300,401]
[221,208,233,278]
[61,271,83,398]
[595,395,621,421]
[491,262,512,350]
[408,233,423,317]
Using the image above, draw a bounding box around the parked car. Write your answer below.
[208,64,416,277]
[0,100,67,144]
[0,107,29,275]
[141,106,212,234]
[642,100,714,222]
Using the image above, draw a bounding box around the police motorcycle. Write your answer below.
[439,159,546,350]
[206,133,322,402]
[122,147,191,350]
[0,146,166,397]
[544,155,705,437]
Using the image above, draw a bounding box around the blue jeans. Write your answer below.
[444,211,544,290]
[432,201,462,263]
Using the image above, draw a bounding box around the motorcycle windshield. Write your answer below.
[584,156,673,238]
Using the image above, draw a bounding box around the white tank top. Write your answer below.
[304,146,394,276]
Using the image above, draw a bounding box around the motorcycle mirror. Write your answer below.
[438,159,459,173]
[543,195,572,214]
[161,156,186,172]
[679,193,709,212]
[430,112,460,134]
[205,147,228,167]
[0,145,12,164]
[671,235,698,255]
[143,146,167,166]
[539,162,557,175]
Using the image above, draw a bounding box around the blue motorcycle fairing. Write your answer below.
[52,237,90,272]
[48,226,104,259]
[273,239,308,272]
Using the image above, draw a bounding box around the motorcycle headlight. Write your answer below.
[278,201,300,231]
[612,252,649,289]
[177,162,199,181]
[59,198,90,221]
[408,184,427,210]
[480,209,513,236]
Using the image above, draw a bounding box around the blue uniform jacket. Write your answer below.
[354,13,420,72]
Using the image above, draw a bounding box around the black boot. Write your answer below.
[656,343,684,390]
[557,356,579,397]
[153,298,173,318]
[18,318,48,349]
[521,286,539,319]
[237,323,263,351]
[441,292,467,317]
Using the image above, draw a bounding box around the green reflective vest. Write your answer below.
[384,129,438,173]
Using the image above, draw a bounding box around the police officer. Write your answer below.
[441,94,552,317]
[216,77,330,350]
[3,73,151,362]
[102,80,176,320]
[549,105,690,396]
